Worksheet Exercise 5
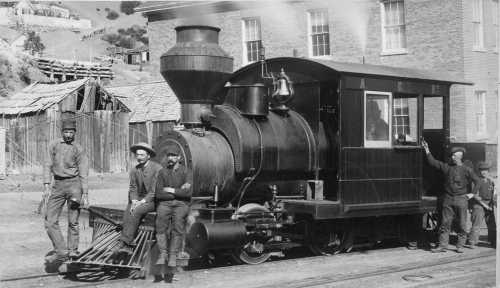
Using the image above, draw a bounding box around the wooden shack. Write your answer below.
[106,81,180,147]
[0,78,130,174]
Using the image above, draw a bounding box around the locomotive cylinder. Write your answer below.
[160,26,234,125]
[187,221,247,254]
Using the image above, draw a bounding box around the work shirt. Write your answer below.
[129,160,162,203]
[475,177,495,202]
[426,153,480,197]
[43,139,89,193]
[156,164,192,201]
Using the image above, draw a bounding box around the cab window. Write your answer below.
[392,95,418,145]
[364,91,391,147]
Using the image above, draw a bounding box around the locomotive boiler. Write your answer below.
[152,25,469,264]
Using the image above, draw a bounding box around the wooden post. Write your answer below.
[0,127,5,178]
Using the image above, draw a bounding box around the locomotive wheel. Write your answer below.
[231,204,273,265]
[308,222,353,256]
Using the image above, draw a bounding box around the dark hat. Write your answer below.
[130,142,156,157]
[167,151,180,156]
[62,119,77,131]
[477,161,491,170]
[450,146,466,155]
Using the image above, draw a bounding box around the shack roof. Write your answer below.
[0,78,89,115]
[105,81,180,123]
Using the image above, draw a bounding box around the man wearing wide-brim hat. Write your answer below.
[466,161,496,248]
[422,141,481,253]
[112,142,163,255]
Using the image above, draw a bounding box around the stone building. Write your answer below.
[136,0,499,167]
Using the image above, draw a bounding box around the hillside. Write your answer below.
[0,1,154,92]
[35,1,147,61]
[0,39,48,97]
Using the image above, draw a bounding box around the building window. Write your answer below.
[381,0,407,53]
[307,10,330,57]
[493,0,498,51]
[475,91,487,135]
[242,18,262,64]
[472,0,484,50]
[365,91,392,147]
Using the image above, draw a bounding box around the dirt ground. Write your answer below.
[0,172,497,287]
[0,172,130,279]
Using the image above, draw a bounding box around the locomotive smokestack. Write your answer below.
[160,26,234,126]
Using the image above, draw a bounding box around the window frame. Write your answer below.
[241,17,262,65]
[472,0,485,51]
[307,9,331,58]
[474,90,487,136]
[364,91,393,148]
[392,94,419,145]
[380,0,408,55]
[493,0,499,52]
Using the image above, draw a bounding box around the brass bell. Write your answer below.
[276,77,290,96]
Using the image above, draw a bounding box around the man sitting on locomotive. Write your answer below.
[422,140,481,253]
[112,142,162,256]
[466,161,497,248]
[154,148,192,283]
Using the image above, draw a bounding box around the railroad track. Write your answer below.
[2,248,495,288]
[254,250,496,288]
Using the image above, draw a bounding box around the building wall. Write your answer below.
[462,0,499,145]
[0,7,91,29]
[146,0,498,164]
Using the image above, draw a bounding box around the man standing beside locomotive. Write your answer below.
[112,143,163,255]
[466,161,497,248]
[422,140,481,253]
[154,148,191,283]
[44,118,89,264]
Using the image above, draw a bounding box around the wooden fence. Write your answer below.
[0,110,129,174]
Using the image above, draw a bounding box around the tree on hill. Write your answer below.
[102,25,148,48]
[106,9,119,20]
[120,1,141,15]
[24,31,45,56]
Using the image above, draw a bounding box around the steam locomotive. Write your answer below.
[74,25,467,273]
[153,25,467,265]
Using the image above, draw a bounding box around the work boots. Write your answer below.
[155,233,168,265]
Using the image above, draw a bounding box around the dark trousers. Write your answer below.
[438,195,468,248]
[120,201,155,245]
[44,178,82,256]
[469,203,496,245]
[155,200,189,261]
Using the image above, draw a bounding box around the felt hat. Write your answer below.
[130,142,156,157]
[450,146,466,155]
[62,119,77,131]
[477,161,491,170]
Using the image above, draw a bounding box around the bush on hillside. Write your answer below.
[102,25,148,48]
[24,31,45,56]
[106,10,119,20]
[120,1,141,15]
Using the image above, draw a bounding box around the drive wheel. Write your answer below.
[308,221,353,255]
[231,204,273,265]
